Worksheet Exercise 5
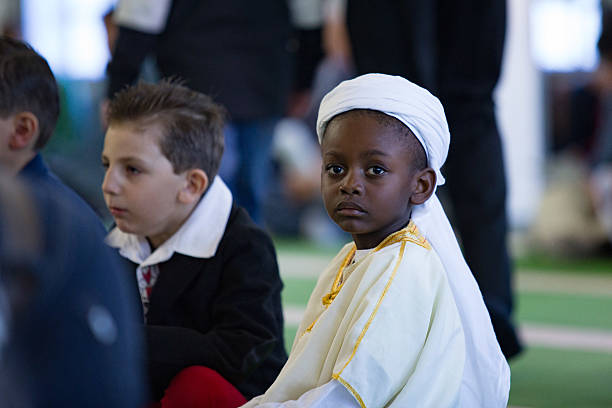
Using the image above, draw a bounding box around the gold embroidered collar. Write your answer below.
[321,220,430,307]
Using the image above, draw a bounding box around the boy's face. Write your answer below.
[321,113,422,249]
[101,122,191,248]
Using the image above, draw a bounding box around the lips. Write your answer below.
[335,201,366,215]
[108,206,127,216]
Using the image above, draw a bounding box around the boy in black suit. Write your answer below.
[102,80,286,407]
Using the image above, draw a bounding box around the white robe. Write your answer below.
[247,222,465,407]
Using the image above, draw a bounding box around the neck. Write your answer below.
[352,217,411,250]
[146,199,199,250]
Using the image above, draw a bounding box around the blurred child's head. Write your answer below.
[320,109,435,249]
[102,80,225,248]
[0,36,59,172]
[316,73,450,249]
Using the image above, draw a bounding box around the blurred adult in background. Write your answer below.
[346,0,522,358]
[0,172,146,408]
[585,2,612,248]
[541,1,612,254]
[0,0,19,38]
[265,0,353,244]
[106,0,293,225]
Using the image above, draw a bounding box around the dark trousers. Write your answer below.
[219,118,279,226]
[347,0,522,358]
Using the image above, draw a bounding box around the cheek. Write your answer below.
[147,189,177,213]
[320,180,336,208]
[127,184,174,216]
[375,187,408,213]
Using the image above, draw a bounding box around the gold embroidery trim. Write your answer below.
[301,220,429,336]
[334,239,407,377]
[333,374,366,408]
[303,315,320,334]
[322,246,356,307]
[321,221,428,309]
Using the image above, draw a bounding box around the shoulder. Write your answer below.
[399,242,447,290]
[26,177,106,240]
[214,205,279,272]
[373,223,444,282]
[220,205,276,252]
[369,237,449,308]
[397,222,445,283]
[21,157,105,236]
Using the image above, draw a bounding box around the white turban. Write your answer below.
[317,73,510,407]
[317,73,449,187]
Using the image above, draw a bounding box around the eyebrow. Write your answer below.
[101,154,148,166]
[323,149,391,159]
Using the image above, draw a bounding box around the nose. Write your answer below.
[101,167,120,195]
[339,170,363,195]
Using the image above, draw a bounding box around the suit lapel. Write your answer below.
[147,254,205,322]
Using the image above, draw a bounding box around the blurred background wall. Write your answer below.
[5,0,609,254]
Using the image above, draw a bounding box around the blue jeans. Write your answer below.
[219,119,278,225]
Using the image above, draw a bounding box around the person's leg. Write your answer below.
[441,99,521,358]
[233,119,278,226]
[159,366,246,408]
[437,0,522,359]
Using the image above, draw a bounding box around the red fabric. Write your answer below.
[143,267,153,298]
[159,366,247,408]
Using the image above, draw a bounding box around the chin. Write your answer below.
[114,220,138,235]
[335,218,369,234]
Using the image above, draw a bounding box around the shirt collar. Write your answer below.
[353,248,372,264]
[106,176,233,266]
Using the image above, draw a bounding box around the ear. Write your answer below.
[9,112,39,151]
[409,167,436,205]
[177,169,209,204]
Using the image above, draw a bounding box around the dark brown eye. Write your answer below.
[367,166,386,176]
[127,166,141,175]
[326,164,344,176]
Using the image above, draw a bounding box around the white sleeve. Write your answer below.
[114,0,173,34]
[242,379,359,408]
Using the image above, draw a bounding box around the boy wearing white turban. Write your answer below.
[242,74,510,407]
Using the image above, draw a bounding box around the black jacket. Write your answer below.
[122,205,287,400]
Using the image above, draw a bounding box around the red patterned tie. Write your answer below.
[143,267,153,298]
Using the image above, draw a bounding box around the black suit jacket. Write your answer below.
[123,205,287,400]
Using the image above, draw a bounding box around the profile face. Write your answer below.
[320,112,421,249]
[101,122,188,247]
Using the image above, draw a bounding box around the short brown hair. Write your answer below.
[107,79,226,180]
[0,36,60,150]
